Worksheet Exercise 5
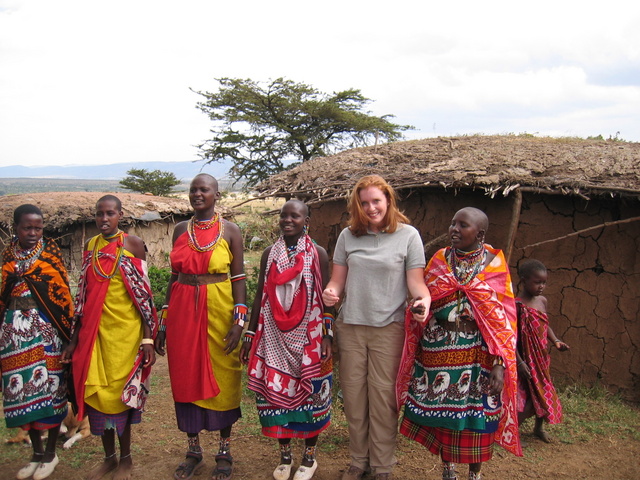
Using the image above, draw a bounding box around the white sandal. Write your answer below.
[273,462,293,480]
[17,461,41,480]
[33,454,59,480]
[293,460,317,480]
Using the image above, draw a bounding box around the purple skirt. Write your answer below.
[174,402,241,433]
[86,404,141,436]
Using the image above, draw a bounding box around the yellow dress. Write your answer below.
[84,236,143,414]
[195,240,241,411]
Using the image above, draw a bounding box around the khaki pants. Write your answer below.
[336,319,405,475]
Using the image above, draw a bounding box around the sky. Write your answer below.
[1,0,639,169]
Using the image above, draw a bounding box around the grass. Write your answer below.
[547,383,640,444]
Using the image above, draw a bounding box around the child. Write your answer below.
[240,199,333,480]
[62,195,157,480]
[1,204,74,480]
[516,259,569,443]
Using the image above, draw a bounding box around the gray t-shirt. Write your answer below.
[333,223,426,327]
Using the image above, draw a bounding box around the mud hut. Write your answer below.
[257,135,640,401]
[0,192,203,273]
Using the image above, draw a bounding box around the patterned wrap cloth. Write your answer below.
[247,235,331,438]
[72,234,157,422]
[398,245,522,458]
[0,238,73,429]
[516,300,562,423]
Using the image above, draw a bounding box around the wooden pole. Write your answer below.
[520,215,640,251]
[505,188,522,263]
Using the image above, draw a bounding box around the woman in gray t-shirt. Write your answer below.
[323,175,430,480]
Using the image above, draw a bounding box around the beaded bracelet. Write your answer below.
[243,330,256,343]
[158,305,168,333]
[230,273,247,283]
[234,303,248,328]
[322,313,334,338]
[493,356,505,367]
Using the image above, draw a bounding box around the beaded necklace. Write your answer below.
[92,230,124,280]
[12,238,44,273]
[449,245,486,286]
[187,213,224,252]
[447,244,486,335]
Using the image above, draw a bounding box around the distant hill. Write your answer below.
[0,160,232,181]
[0,160,239,195]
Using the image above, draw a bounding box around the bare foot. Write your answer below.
[534,427,552,443]
[113,455,134,480]
[86,456,118,480]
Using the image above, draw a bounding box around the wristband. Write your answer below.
[141,338,154,346]
[243,330,255,343]
[234,303,248,328]
[493,356,504,367]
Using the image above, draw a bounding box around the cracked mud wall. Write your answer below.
[309,190,639,401]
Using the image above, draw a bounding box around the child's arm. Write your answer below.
[547,325,570,351]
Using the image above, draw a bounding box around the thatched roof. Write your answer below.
[0,192,229,231]
[257,135,640,203]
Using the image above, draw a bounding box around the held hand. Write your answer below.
[517,361,532,381]
[142,344,156,368]
[489,365,505,396]
[60,340,77,364]
[239,341,251,365]
[322,287,339,307]
[155,331,166,356]
[410,297,430,324]
[224,324,243,355]
[321,336,333,361]
[555,340,570,352]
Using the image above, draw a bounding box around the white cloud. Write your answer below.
[1,0,639,169]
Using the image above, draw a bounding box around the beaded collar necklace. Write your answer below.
[448,244,486,286]
[187,213,224,252]
[92,230,124,280]
[12,238,44,273]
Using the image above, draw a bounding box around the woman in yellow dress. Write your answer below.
[63,195,157,480]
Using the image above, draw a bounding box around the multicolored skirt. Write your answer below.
[257,359,332,439]
[0,295,68,429]
[401,316,501,463]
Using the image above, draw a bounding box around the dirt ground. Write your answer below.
[3,355,638,480]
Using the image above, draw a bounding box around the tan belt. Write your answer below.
[9,296,38,310]
[438,318,479,334]
[177,272,228,286]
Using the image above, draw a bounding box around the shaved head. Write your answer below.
[283,199,309,217]
[193,173,218,190]
[457,207,488,232]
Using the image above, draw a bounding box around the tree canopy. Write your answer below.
[119,168,180,196]
[193,77,413,187]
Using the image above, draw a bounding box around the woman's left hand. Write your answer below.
[489,365,504,396]
[224,324,243,355]
[142,343,156,368]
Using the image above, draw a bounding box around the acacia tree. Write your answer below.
[119,168,180,196]
[193,77,413,187]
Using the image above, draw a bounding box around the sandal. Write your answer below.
[212,452,233,480]
[174,453,204,480]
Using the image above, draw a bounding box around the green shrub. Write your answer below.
[148,265,171,308]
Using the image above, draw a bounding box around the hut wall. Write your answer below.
[309,190,639,401]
